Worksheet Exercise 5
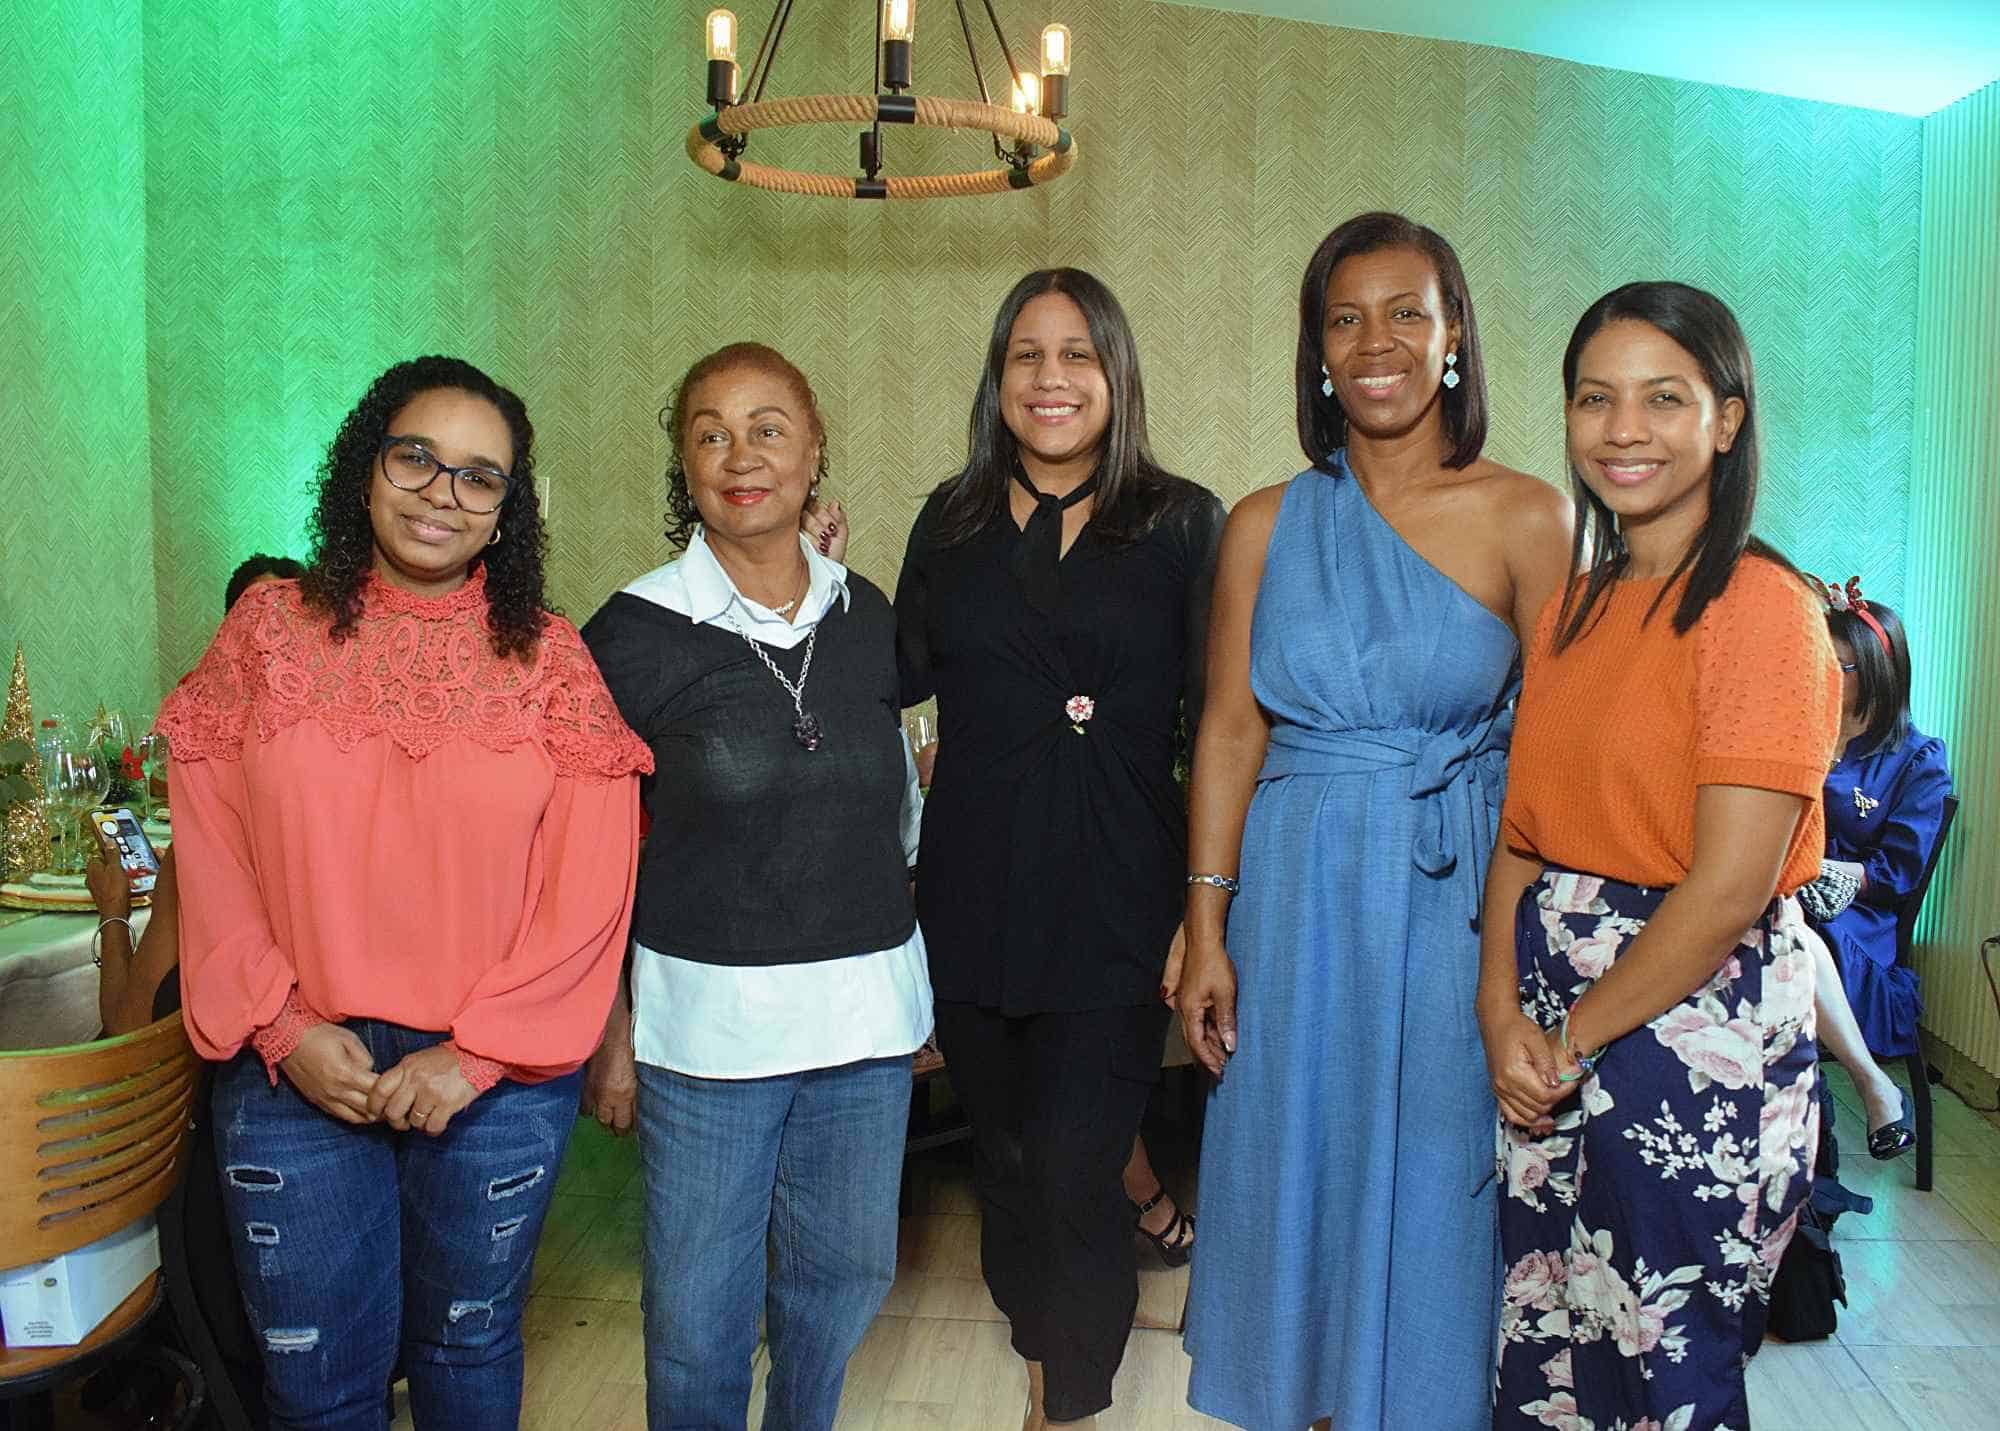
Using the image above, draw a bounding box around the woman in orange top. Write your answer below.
[1478,284,1839,1431]
[155,356,650,1430]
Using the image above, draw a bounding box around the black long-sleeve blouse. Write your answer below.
[896,477,1227,1013]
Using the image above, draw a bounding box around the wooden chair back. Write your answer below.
[0,1013,198,1264]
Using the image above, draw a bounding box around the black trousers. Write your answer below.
[933,1000,1170,1422]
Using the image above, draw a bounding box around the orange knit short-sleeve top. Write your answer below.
[1500,554,1841,895]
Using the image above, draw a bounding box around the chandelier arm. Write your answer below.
[747,0,800,105]
[978,0,1028,93]
[740,0,785,103]
[948,1,1016,164]
[952,0,994,106]
[953,0,1014,164]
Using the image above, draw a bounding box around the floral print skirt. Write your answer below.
[1494,869,1819,1431]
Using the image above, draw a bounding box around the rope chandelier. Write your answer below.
[688,1,1078,199]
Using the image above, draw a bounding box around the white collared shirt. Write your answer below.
[621,528,933,1079]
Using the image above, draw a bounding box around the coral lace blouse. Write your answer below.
[154,572,651,1089]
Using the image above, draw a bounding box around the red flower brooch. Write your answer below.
[1065,695,1095,734]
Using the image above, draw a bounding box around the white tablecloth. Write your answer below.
[0,909,149,1050]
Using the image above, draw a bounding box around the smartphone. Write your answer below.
[89,807,160,895]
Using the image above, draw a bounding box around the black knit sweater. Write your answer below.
[582,577,914,966]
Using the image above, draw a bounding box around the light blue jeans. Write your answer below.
[636,1055,911,1431]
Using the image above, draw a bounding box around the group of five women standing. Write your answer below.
[160,206,1869,1431]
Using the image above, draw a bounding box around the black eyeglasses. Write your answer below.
[378,437,512,514]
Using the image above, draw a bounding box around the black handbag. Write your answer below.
[1766,1202,1846,1342]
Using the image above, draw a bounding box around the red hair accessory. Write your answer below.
[1806,573,1892,659]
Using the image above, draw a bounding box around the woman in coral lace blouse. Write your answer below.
[155,356,650,1431]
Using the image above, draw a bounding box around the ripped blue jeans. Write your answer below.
[210,1019,580,1431]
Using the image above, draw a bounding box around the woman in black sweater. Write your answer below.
[583,343,929,1431]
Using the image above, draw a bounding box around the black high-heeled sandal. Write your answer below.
[1868,1089,1916,1161]
[1130,1187,1195,1268]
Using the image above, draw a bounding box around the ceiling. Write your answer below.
[1164,0,2000,116]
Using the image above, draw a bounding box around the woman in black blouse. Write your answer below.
[896,268,1226,1428]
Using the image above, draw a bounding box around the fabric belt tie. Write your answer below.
[1256,710,1513,877]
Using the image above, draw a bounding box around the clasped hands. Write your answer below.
[279,1025,479,1134]
[1480,1000,1588,1133]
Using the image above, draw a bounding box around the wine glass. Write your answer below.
[93,708,130,756]
[43,746,108,874]
[72,747,111,873]
[136,731,170,818]
[33,716,68,774]
[36,750,68,872]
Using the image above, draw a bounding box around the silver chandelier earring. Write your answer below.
[1442,351,1461,390]
[1320,364,1334,398]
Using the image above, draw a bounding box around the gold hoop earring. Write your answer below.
[489,527,501,547]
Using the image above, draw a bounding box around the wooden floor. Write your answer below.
[391,1062,2000,1431]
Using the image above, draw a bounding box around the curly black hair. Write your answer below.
[300,355,549,660]
[657,343,830,551]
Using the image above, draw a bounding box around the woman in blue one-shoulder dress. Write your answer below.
[1176,213,1570,1429]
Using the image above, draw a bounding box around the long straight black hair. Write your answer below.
[1553,281,1789,652]
[1295,211,1489,473]
[1828,598,1913,756]
[932,268,1184,547]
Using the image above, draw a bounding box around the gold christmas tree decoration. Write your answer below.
[2,644,53,880]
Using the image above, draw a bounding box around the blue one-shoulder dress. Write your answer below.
[1185,455,1518,1430]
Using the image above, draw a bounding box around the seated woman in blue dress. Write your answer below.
[1797,577,1953,1155]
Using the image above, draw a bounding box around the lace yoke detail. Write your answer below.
[156,575,651,780]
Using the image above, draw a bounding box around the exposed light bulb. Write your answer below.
[705,8,737,62]
[1040,23,1071,76]
[1011,72,1040,114]
[882,0,915,43]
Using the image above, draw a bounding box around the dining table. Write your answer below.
[0,907,144,1050]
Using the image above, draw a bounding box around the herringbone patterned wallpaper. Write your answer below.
[0,0,156,725]
[2,1,1923,714]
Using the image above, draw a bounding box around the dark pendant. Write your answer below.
[793,712,823,751]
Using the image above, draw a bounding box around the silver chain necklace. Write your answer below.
[730,621,822,750]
